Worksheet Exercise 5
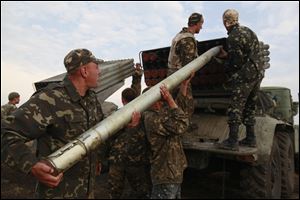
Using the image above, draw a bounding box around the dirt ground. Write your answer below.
[1,164,299,199]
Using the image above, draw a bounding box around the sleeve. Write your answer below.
[176,37,198,67]
[176,86,194,119]
[1,92,52,174]
[158,108,189,136]
[225,35,244,73]
[1,105,7,120]
[131,68,143,96]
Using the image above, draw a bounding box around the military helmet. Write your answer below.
[188,12,203,26]
[64,48,104,73]
[8,92,20,101]
[223,9,239,26]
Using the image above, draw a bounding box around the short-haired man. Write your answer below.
[1,48,104,198]
[167,12,204,119]
[1,92,20,120]
[217,9,263,150]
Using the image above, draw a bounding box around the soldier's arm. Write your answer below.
[159,84,189,136]
[162,108,189,136]
[131,63,143,96]
[176,72,195,118]
[1,106,7,120]
[226,35,244,70]
[176,37,197,66]
[1,94,51,174]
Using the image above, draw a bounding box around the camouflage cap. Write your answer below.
[188,12,203,26]
[223,9,239,26]
[8,92,20,100]
[64,48,104,73]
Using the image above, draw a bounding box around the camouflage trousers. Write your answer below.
[227,75,263,126]
[107,163,151,199]
[151,183,181,199]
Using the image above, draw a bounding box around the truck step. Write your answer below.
[183,141,257,156]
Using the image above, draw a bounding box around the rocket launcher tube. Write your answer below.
[44,46,222,173]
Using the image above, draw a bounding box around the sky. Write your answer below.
[1,1,299,123]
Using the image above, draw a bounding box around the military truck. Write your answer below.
[139,37,299,198]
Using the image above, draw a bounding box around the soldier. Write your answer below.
[1,92,20,120]
[106,64,151,199]
[142,74,193,199]
[1,48,104,198]
[167,12,204,120]
[217,9,264,151]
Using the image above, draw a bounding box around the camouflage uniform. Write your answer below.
[107,125,151,198]
[224,24,263,127]
[143,92,189,199]
[1,103,17,120]
[106,68,151,199]
[168,27,198,75]
[1,68,104,197]
[167,27,197,118]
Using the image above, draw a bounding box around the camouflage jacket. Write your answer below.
[142,94,189,185]
[225,24,262,82]
[168,27,198,75]
[107,66,147,166]
[1,76,103,198]
[108,124,149,166]
[1,103,17,120]
[131,66,143,96]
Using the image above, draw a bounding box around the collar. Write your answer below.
[181,27,193,34]
[227,24,239,35]
[63,75,82,102]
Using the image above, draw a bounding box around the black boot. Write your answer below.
[218,125,239,151]
[239,126,257,147]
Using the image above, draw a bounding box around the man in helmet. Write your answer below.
[217,9,264,151]
[1,92,20,120]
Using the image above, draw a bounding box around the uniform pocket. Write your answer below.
[64,114,86,138]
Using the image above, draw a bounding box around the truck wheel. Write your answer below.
[276,131,295,198]
[240,135,281,198]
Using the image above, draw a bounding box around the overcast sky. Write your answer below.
[1,1,299,123]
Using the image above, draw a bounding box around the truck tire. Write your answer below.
[240,135,281,198]
[276,131,295,198]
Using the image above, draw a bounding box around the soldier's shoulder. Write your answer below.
[31,82,65,99]
[179,37,196,43]
[1,103,9,109]
[1,103,15,110]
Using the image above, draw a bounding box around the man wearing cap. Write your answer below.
[217,9,263,151]
[1,92,20,120]
[1,48,104,198]
[167,12,204,120]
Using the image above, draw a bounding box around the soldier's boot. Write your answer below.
[239,126,257,147]
[217,125,239,151]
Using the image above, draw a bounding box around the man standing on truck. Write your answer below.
[167,12,204,121]
[217,9,264,151]
[1,48,105,198]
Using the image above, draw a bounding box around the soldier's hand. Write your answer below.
[182,71,195,86]
[160,84,170,101]
[127,111,141,128]
[31,161,63,188]
[135,63,141,70]
[160,84,178,108]
[134,63,143,76]
[217,47,228,59]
